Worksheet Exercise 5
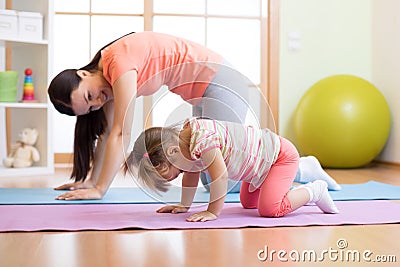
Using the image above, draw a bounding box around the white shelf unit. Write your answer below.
[0,0,54,177]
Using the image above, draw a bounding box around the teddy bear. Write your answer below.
[3,128,40,168]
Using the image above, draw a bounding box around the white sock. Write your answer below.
[295,156,342,191]
[302,180,339,214]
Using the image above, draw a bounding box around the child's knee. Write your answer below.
[258,206,281,217]
[257,200,292,218]
[240,200,257,209]
[240,194,258,209]
[239,183,259,209]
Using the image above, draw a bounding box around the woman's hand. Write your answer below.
[54,180,94,191]
[186,211,218,222]
[156,205,189,214]
[55,187,103,200]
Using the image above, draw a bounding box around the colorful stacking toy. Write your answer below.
[22,68,35,101]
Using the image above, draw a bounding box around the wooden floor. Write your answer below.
[1,162,399,267]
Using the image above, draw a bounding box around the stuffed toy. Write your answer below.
[3,128,40,168]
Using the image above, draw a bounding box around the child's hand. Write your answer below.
[156,205,189,214]
[186,211,217,222]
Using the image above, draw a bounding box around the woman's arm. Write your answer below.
[56,70,138,200]
[186,148,228,222]
[54,103,114,191]
[95,70,137,193]
[88,102,114,184]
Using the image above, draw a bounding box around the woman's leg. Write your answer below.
[293,156,342,190]
[199,61,251,123]
[195,62,251,193]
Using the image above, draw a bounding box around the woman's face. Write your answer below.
[71,70,113,115]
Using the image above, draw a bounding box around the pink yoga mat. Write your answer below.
[1,201,399,232]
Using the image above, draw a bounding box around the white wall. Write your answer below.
[279,0,399,164]
[370,0,400,163]
[279,0,372,139]
[278,0,395,164]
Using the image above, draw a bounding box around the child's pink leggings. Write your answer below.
[240,137,299,217]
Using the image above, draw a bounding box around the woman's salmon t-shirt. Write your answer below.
[101,32,223,103]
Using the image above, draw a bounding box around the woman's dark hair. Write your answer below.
[48,32,135,182]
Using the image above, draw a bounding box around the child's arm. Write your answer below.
[186,148,228,222]
[180,171,200,207]
[156,172,199,214]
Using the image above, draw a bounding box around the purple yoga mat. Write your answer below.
[1,201,399,232]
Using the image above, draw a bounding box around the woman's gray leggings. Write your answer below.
[193,62,252,192]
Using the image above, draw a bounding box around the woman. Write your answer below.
[48,31,340,200]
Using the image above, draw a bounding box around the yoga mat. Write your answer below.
[0,186,239,204]
[0,200,399,231]
[328,181,400,200]
[0,181,399,205]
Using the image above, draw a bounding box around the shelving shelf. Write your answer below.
[2,37,48,45]
[0,0,54,177]
[0,102,49,108]
[0,166,53,177]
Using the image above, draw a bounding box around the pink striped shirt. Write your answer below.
[189,118,281,192]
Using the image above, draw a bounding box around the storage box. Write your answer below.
[18,11,43,41]
[0,9,18,39]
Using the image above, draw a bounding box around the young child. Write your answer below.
[124,118,339,222]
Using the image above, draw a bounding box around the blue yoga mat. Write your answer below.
[0,181,398,205]
[0,186,236,205]
[329,181,400,200]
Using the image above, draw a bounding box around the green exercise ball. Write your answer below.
[294,74,391,168]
